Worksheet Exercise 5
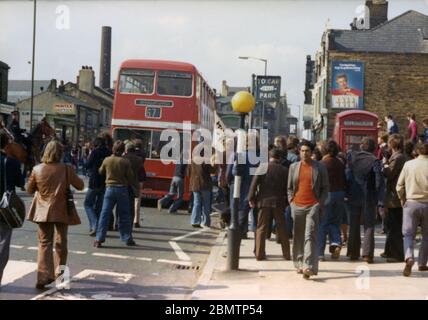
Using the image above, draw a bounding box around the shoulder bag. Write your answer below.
[0,158,26,228]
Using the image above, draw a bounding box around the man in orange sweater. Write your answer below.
[287,141,329,279]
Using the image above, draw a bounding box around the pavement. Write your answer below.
[192,229,428,300]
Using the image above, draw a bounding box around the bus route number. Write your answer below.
[146,107,161,119]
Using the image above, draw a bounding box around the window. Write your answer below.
[157,70,192,97]
[150,131,183,159]
[113,128,151,158]
[113,128,182,160]
[119,69,155,94]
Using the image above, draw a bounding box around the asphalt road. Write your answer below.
[0,179,221,300]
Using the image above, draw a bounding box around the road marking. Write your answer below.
[9,245,186,265]
[169,229,206,261]
[172,229,205,242]
[10,245,24,249]
[69,250,87,255]
[31,269,135,300]
[92,252,153,262]
[2,260,37,286]
[136,257,152,262]
[169,241,191,261]
[157,259,192,266]
[92,253,131,260]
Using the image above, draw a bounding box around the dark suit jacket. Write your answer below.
[248,160,289,209]
[287,160,329,206]
[383,151,406,209]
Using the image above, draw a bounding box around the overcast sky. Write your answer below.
[1,0,428,116]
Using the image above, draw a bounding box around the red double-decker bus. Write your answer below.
[111,59,216,201]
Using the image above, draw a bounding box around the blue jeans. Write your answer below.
[96,186,133,243]
[285,206,293,239]
[191,190,212,226]
[84,188,105,231]
[318,191,344,257]
[238,202,251,237]
[160,176,184,213]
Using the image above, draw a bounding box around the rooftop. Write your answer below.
[329,10,428,54]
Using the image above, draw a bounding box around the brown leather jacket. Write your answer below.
[187,159,214,192]
[27,163,84,225]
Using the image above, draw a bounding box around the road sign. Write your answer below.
[256,76,281,102]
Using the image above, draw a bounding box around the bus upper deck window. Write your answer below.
[157,71,192,97]
[119,69,155,95]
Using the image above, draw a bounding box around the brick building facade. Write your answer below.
[326,51,428,137]
[311,1,428,140]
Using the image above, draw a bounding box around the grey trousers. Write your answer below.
[0,223,12,286]
[402,200,428,266]
[291,203,320,274]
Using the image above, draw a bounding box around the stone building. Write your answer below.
[0,61,15,124]
[310,0,428,140]
[216,80,250,129]
[217,80,290,142]
[16,66,113,143]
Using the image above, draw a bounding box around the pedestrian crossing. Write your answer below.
[2,260,37,287]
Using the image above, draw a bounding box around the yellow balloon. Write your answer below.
[231,91,255,113]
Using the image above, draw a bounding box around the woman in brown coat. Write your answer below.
[27,141,84,289]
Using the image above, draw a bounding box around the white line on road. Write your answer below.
[136,257,152,262]
[169,229,207,261]
[10,245,24,249]
[69,250,87,255]
[92,252,132,260]
[157,259,192,266]
[92,252,153,262]
[169,241,191,261]
[27,246,38,251]
[172,229,205,241]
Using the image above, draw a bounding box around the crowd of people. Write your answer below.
[173,128,427,280]
[0,130,146,289]
[0,112,427,289]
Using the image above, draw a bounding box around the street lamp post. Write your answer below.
[238,56,267,129]
[227,91,255,271]
[30,0,37,131]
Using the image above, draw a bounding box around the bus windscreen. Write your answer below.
[119,69,155,95]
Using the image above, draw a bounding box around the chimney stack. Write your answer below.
[365,0,388,29]
[99,26,112,89]
[78,66,95,94]
[48,79,57,93]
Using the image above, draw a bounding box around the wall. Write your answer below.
[325,51,428,137]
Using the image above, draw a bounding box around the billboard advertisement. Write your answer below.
[331,61,364,109]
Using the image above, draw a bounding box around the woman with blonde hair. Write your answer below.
[27,140,84,290]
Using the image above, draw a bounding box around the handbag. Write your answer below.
[65,164,76,216]
[0,158,26,228]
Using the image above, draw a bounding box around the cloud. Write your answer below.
[156,15,189,29]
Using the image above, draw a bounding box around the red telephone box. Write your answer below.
[333,110,378,152]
